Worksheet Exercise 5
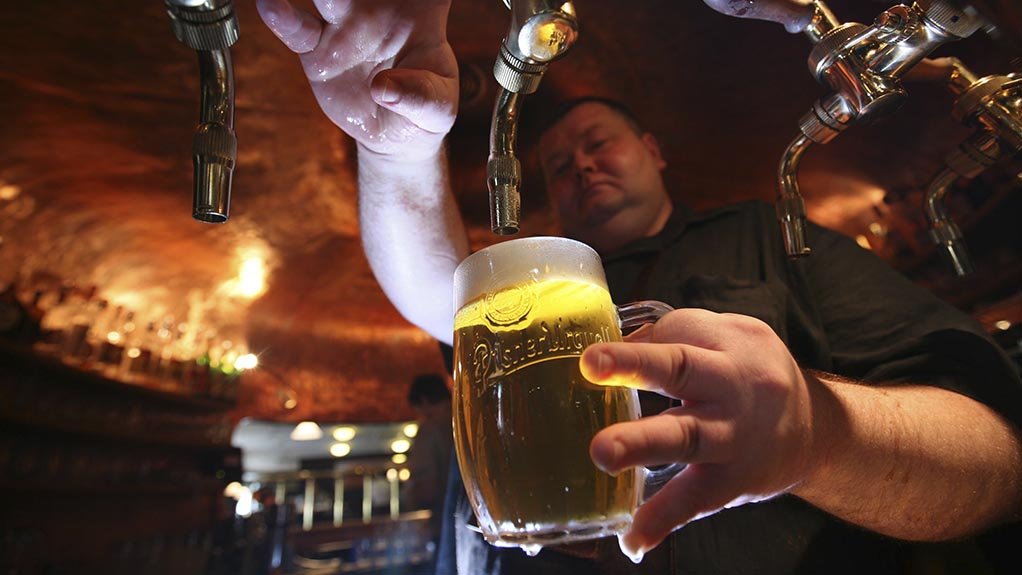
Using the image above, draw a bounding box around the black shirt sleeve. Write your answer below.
[803,222,1022,426]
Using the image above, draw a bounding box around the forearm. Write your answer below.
[357,143,468,344]
[795,372,1022,541]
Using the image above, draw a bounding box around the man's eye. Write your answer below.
[553,162,570,176]
[590,139,607,150]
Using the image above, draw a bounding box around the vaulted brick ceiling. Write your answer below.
[1,0,1018,423]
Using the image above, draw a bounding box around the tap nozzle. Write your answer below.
[487,0,577,235]
[925,167,974,276]
[488,90,523,235]
[924,131,999,276]
[165,0,239,224]
[774,98,850,258]
[776,132,814,258]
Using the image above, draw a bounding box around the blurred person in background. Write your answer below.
[406,373,454,550]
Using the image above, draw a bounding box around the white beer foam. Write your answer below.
[454,236,607,311]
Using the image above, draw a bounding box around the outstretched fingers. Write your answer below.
[257,0,324,54]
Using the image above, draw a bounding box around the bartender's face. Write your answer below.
[539,102,672,255]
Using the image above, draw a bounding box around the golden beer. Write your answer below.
[453,277,641,547]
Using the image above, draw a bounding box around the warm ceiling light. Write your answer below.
[391,454,407,465]
[403,423,419,438]
[386,468,398,481]
[290,421,323,441]
[0,184,20,200]
[855,235,872,250]
[237,256,267,299]
[221,248,270,300]
[390,439,411,454]
[333,426,357,442]
[329,443,351,457]
[235,353,258,370]
[995,320,1011,331]
[398,469,411,481]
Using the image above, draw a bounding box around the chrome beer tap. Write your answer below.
[775,0,983,256]
[924,131,997,276]
[488,0,578,235]
[164,0,240,224]
[919,57,1022,275]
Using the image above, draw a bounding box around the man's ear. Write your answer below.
[642,132,668,170]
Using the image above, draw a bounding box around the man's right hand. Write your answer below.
[257,0,459,161]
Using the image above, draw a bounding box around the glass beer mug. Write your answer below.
[452,236,676,555]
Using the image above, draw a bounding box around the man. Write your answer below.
[257,0,1022,572]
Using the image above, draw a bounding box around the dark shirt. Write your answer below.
[437,201,1022,575]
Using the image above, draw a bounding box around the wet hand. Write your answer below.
[257,0,458,159]
[702,0,815,33]
[581,308,820,562]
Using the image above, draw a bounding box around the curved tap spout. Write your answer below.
[488,89,523,235]
[924,125,1000,276]
[194,49,236,223]
[776,132,814,257]
[925,168,975,276]
[487,0,578,235]
[910,57,1022,276]
[773,98,850,258]
[164,0,239,224]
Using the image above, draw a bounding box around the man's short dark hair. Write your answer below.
[408,373,451,406]
[541,96,646,137]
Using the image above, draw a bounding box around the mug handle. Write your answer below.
[616,300,684,501]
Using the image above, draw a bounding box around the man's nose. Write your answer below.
[573,152,596,180]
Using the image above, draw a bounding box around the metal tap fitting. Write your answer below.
[920,59,1022,275]
[776,0,982,257]
[952,73,1022,153]
[803,1,840,43]
[776,132,815,257]
[808,1,982,118]
[165,0,239,224]
[488,0,578,235]
[924,132,1000,276]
